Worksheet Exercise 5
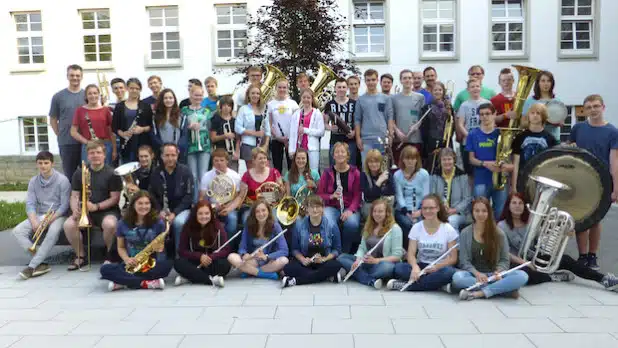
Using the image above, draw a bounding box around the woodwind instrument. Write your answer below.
[126,220,170,274]
[297,109,305,149]
[257,104,268,149]
[400,243,459,291]
[78,161,92,272]
[465,261,531,291]
[28,204,55,254]
[121,110,142,153]
[335,171,344,214]
[84,112,98,140]
[343,229,392,282]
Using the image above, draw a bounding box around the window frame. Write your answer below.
[558,0,599,59]
[488,0,529,60]
[10,11,45,72]
[78,8,113,69]
[418,0,459,61]
[213,3,249,65]
[350,0,389,62]
[145,6,182,68]
[19,116,50,155]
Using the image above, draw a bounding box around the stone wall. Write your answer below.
[0,156,64,184]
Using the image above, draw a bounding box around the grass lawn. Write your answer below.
[0,201,26,231]
[0,182,28,191]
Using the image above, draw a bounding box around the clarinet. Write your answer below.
[160,171,170,217]
[335,171,344,214]
[121,109,142,153]
[84,112,98,140]
[297,109,305,149]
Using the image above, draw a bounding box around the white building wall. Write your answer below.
[0,0,615,156]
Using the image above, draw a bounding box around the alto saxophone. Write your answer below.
[126,220,171,274]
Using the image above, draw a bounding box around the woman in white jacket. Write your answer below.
[288,89,325,172]
[234,84,271,169]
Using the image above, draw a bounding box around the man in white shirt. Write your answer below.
[233,66,263,113]
[267,80,299,173]
[200,148,243,237]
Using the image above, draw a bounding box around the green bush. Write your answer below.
[0,201,27,231]
[0,182,28,191]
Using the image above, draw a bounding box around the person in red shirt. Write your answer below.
[491,68,517,128]
[70,84,116,165]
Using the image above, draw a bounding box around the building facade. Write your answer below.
[0,0,614,157]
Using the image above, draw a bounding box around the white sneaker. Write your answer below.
[175,276,190,286]
[281,276,297,288]
[107,281,127,292]
[143,278,165,290]
[210,275,225,288]
[372,279,383,290]
[336,268,346,283]
[550,270,575,282]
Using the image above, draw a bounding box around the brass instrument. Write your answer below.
[126,220,171,274]
[78,161,92,271]
[519,176,574,273]
[223,120,235,153]
[377,135,397,171]
[310,62,337,109]
[255,181,285,207]
[207,173,237,205]
[261,64,287,103]
[493,65,541,190]
[114,162,140,209]
[97,70,110,106]
[275,180,314,226]
[445,80,455,101]
[28,204,55,254]
[189,110,204,151]
[84,112,98,140]
[430,104,455,175]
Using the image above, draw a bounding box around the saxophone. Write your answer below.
[125,220,171,274]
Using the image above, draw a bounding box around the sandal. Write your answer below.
[67,256,87,271]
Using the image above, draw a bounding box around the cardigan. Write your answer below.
[354,223,404,260]
[317,165,362,213]
[429,166,472,216]
[288,107,325,153]
[235,104,271,147]
[178,220,231,262]
[238,221,288,261]
[112,100,153,151]
[291,215,342,258]
[458,224,510,273]
[360,171,396,203]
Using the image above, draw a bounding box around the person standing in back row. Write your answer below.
[324,78,356,166]
[49,64,85,183]
[354,69,391,165]
[453,65,496,112]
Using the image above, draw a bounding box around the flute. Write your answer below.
[197,230,243,269]
[343,229,392,282]
[465,261,531,291]
[238,229,288,267]
[397,107,432,150]
[400,243,459,292]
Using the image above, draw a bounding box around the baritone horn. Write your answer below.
[261,64,287,103]
[310,61,337,109]
[493,65,541,190]
[519,176,574,273]
[29,204,55,254]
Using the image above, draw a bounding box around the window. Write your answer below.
[147,6,181,65]
[215,4,248,62]
[20,117,49,154]
[79,9,112,63]
[352,1,386,58]
[559,0,596,57]
[13,12,44,65]
[490,0,525,58]
[420,0,457,59]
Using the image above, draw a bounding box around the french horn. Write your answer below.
[207,173,236,205]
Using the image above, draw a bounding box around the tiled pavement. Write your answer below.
[0,266,616,347]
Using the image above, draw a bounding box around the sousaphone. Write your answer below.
[517,145,612,232]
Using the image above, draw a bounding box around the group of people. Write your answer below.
[10,62,617,299]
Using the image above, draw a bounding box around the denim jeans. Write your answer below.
[474,184,508,219]
[360,138,385,166]
[188,151,211,203]
[329,141,358,167]
[451,270,529,298]
[172,210,191,258]
[447,214,467,233]
[81,142,114,166]
[393,262,457,291]
[13,217,67,269]
[323,207,361,254]
[59,144,82,183]
[338,254,395,286]
[100,259,173,289]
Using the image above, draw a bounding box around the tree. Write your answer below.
[232,0,360,100]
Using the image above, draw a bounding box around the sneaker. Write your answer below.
[174,276,190,286]
[107,282,127,292]
[372,279,383,290]
[19,267,34,280]
[386,279,406,291]
[459,289,474,301]
[210,275,225,288]
[142,278,165,290]
[505,290,520,299]
[281,276,297,288]
[32,263,51,277]
[335,268,346,283]
[588,254,600,270]
[602,273,618,292]
[442,283,452,294]
[577,254,589,267]
[550,270,575,282]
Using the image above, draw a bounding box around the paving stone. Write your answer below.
[393,319,479,334]
[571,305,618,318]
[424,303,506,319]
[124,307,204,321]
[440,333,536,348]
[70,320,158,335]
[497,305,585,318]
[551,318,618,333]
[0,336,20,348]
[202,306,276,319]
[230,318,312,334]
[0,321,80,335]
[55,308,134,321]
[8,336,101,348]
[471,318,563,333]
[94,335,184,348]
[312,318,394,334]
[149,319,234,335]
[314,294,384,306]
[350,305,426,319]
[353,334,444,348]
[268,334,354,348]
[179,335,267,348]
[526,333,618,348]
[0,309,59,321]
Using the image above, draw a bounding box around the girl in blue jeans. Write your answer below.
[338,199,404,289]
[386,194,458,291]
[452,197,528,300]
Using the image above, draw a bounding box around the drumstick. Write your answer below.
[197,230,243,269]
[399,243,459,292]
[343,229,392,283]
[465,261,531,291]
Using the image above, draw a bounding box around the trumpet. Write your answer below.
[223,119,235,153]
[97,69,110,106]
[28,204,55,254]
[190,111,203,151]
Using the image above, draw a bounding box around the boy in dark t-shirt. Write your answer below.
[208,96,240,172]
[324,78,357,166]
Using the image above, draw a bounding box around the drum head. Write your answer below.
[546,100,568,125]
[517,145,612,232]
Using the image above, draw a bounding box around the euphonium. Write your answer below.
[114,162,140,209]
[28,204,55,254]
[261,64,286,103]
[310,62,337,109]
[78,162,92,229]
[519,176,574,274]
[126,220,170,274]
[493,65,541,190]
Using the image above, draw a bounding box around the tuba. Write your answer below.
[519,176,574,273]
[207,173,237,205]
[29,204,55,254]
[126,220,170,274]
[493,65,541,190]
[114,161,140,209]
[261,64,287,103]
[310,62,337,109]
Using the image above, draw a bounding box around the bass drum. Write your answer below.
[517,145,613,232]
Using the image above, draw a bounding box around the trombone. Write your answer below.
[78,161,92,271]
[28,204,55,254]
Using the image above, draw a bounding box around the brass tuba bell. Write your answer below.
[309,61,337,109]
[260,64,287,103]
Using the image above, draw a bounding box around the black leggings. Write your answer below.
[523,254,604,285]
[283,258,342,285]
[270,140,291,174]
[174,258,231,285]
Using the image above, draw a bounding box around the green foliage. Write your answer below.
[0,182,28,191]
[0,201,26,231]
